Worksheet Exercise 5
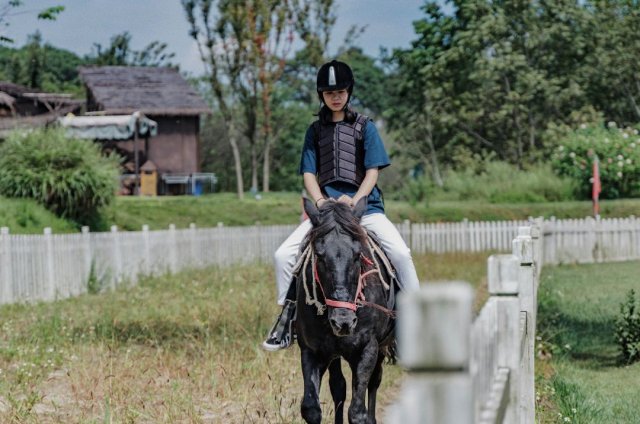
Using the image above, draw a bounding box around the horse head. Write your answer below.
[303,197,368,337]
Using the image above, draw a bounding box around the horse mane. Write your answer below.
[305,200,368,246]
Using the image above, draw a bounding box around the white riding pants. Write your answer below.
[273,213,420,305]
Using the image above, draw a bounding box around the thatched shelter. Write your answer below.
[0,82,82,137]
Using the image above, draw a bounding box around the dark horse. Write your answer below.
[296,198,396,424]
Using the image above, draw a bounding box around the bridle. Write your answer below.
[311,252,395,317]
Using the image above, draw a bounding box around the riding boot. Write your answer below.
[262,278,297,352]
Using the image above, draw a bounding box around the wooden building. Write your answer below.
[78,66,210,183]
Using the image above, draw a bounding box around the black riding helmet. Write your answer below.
[316,60,354,104]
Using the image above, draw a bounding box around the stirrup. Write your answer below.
[262,300,296,352]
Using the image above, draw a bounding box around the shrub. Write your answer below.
[615,289,640,364]
[0,128,120,222]
[551,124,640,199]
[399,161,576,204]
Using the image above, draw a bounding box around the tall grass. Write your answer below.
[0,252,490,423]
[399,162,576,204]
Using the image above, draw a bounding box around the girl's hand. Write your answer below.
[337,195,354,207]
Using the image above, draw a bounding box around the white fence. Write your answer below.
[387,225,543,423]
[0,223,295,304]
[1,216,639,304]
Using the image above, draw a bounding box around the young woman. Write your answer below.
[262,60,420,351]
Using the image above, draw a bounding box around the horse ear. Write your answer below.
[352,197,367,220]
[303,197,321,226]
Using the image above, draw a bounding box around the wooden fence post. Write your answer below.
[81,226,92,292]
[387,282,474,424]
[44,227,56,301]
[513,227,535,424]
[547,216,556,265]
[189,223,198,268]
[486,254,521,424]
[169,224,177,273]
[0,227,12,305]
[111,225,121,289]
[142,225,151,275]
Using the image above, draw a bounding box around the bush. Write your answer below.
[615,289,640,364]
[0,128,120,222]
[551,124,640,199]
[398,161,576,204]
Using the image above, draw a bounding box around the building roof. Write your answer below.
[79,66,210,116]
[0,103,81,138]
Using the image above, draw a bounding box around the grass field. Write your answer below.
[0,251,490,423]
[4,192,640,234]
[536,261,640,424]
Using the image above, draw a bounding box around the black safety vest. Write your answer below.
[313,114,369,188]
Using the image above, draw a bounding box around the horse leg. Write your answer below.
[328,358,346,424]
[366,353,385,424]
[348,338,379,424]
[300,348,328,424]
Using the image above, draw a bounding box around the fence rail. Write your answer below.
[387,224,542,423]
[1,216,639,304]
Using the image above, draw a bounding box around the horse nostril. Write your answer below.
[330,318,340,329]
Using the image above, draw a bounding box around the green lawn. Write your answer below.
[536,261,640,424]
[3,191,640,233]
[0,196,77,234]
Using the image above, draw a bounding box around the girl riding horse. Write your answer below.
[263,60,420,351]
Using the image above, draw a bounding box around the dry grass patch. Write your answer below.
[0,252,490,423]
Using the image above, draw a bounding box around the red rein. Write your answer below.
[312,254,379,312]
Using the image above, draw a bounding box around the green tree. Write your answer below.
[183,0,336,197]
[390,0,595,185]
[87,32,176,67]
[24,31,44,88]
[0,36,85,94]
[0,1,64,44]
[584,1,640,126]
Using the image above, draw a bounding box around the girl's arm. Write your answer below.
[351,168,378,205]
[303,172,326,207]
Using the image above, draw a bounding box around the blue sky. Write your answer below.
[4,0,426,74]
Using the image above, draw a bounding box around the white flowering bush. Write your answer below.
[551,123,640,199]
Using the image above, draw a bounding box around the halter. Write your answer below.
[312,253,377,312]
[292,234,396,317]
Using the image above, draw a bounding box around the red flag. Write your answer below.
[592,156,601,216]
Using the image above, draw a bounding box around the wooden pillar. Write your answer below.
[0,227,12,305]
[169,224,177,273]
[486,254,521,424]
[111,225,121,289]
[141,224,151,276]
[82,226,92,294]
[513,227,535,424]
[44,227,56,301]
[387,282,474,424]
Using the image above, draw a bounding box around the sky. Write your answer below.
[3,0,426,74]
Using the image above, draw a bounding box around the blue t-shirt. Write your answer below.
[299,119,390,215]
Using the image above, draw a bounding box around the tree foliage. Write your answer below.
[389,0,640,195]
[87,32,176,68]
[0,1,64,44]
